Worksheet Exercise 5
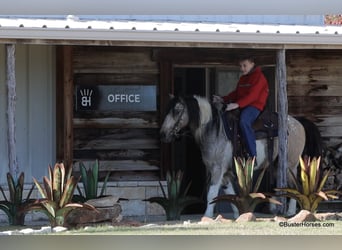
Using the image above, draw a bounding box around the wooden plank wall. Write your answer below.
[72,46,160,181]
[287,49,342,147]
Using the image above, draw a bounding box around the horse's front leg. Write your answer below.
[222,180,239,219]
[204,183,221,218]
[204,165,224,218]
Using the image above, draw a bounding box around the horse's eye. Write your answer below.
[173,105,183,116]
[173,108,181,116]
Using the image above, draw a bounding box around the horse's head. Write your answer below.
[160,96,190,143]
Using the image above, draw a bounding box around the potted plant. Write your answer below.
[210,157,281,215]
[0,172,35,225]
[275,156,342,213]
[144,169,202,221]
[67,160,122,226]
[29,163,96,227]
[73,160,111,202]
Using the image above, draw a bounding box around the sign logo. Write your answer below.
[80,89,93,107]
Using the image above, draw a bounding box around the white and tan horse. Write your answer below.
[160,95,307,218]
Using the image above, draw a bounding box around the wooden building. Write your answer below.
[0,16,341,218]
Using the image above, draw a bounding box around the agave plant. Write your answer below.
[144,169,201,221]
[73,160,110,202]
[275,156,342,213]
[211,157,281,215]
[30,163,96,227]
[0,172,35,225]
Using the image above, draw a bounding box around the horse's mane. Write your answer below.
[184,95,221,140]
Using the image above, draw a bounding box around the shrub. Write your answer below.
[144,169,201,221]
[0,172,35,225]
[211,157,281,215]
[73,160,110,202]
[30,163,96,227]
[275,156,342,213]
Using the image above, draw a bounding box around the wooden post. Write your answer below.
[6,44,19,178]
[276,49,288,214]
[159,61,173,178]
[62,46,74,173]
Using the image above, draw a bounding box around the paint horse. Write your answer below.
[160,95,311,218]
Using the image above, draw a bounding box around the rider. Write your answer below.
[213,55,269,159]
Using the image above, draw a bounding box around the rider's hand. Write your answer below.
[226,103,239,111]
[212,95,223,103]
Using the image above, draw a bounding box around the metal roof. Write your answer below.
[0,16,341,48]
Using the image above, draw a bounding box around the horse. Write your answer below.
[160,95,308,218]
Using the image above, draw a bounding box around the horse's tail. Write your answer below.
[295,116,323,158]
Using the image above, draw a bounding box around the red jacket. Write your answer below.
[222,66,269,111]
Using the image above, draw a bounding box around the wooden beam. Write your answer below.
[159,61,173,178]
[276,49,288,214]
[6,44,19,178]
[62,46,74,172]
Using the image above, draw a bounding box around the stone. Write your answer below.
[273,216,287,222]
[287,210,317,223]
[66,203,122,226]
[235,212,256,222]
[315,213,339,221]
[53,226,68,233]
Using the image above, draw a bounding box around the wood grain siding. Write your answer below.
[72,46,160,181]
[287,50,342,146]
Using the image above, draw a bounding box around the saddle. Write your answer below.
[222,108,278,160]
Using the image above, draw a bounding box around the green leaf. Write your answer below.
[52,163,63,202]
[43,176,53,200]
[6,173,16,203]
[317,170,330,193]
[92,160,99,197]
[299,157,310,195]
[253,165,267,193]
[80,162,88,196]
[15,172,25,204]
[33,177,47,199]
[234,157,247,195]
[249,192,266,199]
[100,171,110,197]
[59,176,79,207]
[309,157,319,193]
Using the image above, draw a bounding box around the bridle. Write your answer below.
[169,102,186,138]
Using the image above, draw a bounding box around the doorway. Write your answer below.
[172,67,207,214]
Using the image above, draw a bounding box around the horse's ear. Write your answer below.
[169,93,175,99]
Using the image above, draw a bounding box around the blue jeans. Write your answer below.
[239,106,260,157]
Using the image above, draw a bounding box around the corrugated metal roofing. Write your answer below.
[0,16,341,47]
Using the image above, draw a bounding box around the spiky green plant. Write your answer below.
[144,169,202,221]
[30,163,96,227]
[0,172,35,225]
[211,157,281,215]
[73,160,110,202]
[275,156,342,213]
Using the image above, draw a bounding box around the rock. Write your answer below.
[235,212,256,222]
[199,216,215,224]
[315,213,338,221]
[287,210,317,223]
[66,203,122,226]
[86,196,120,207]
[273,216,287,222]
[53,226,68,233]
